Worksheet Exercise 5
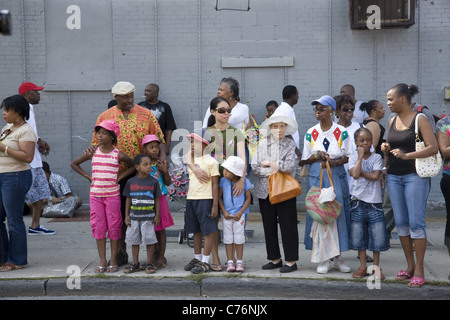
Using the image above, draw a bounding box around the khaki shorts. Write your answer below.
[125,220,158,245]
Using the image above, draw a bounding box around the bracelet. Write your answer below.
[4,146,8,155]
[313,152,320,160]
[382,166,388,170]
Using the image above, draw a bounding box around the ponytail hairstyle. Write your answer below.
[359,100,380,116]
[390,83,419,104]
[207,96,230,127]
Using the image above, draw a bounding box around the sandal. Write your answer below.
[395,270,412,280]
[408,277,425,288]
[371,267,385,280]
[0,262,25,272]
[191,261,211,274]
[107,265,118,273]
[211,263,224,272]
[352,266,368,279]
[145,263,156,274]
[184,258,200,271]
[94,266,106,273]
[123,262,141,274]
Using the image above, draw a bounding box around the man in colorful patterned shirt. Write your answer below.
[90,81,166,266]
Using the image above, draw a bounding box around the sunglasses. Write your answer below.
[216,108,232,114]
[0,129,12,142]
[341,107,355,113]
[313,106,330,113]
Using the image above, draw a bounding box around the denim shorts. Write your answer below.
[350,200,389,252]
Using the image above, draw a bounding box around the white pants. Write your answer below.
[222,214,246,245]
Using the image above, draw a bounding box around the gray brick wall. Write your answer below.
[1,0,449,211]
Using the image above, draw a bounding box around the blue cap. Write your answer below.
[311,95,336,111]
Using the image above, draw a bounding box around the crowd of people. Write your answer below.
[0,79,448,289]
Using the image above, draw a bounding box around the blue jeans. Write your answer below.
[350,200,388,252]
[386,173,429,239]
[0,170,32,265]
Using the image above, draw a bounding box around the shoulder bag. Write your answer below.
[305,160,342,224]
[415,113,442,177]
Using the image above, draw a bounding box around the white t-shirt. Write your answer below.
[271,101,299,149]
[25,104,42,169]
[202,102,249,131]
[348,152,383,203]
[342,121,362,195]
[353,101,368,124]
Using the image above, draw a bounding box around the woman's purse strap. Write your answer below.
[319,160,334,190]
[414,113,426,142]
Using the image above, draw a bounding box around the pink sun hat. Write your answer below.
[142,134,161,146]
[94,120,120,137]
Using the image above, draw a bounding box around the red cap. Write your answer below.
[18,82,44,95]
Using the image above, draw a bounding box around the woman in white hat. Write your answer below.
[251,115,299,273]
[299,95,352,274]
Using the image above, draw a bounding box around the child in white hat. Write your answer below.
[219,156,252,272]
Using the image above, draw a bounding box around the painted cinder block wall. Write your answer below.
[1,0,449,212]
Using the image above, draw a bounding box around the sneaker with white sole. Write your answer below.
[28,225,55,235]
[317,259,332,274]
[333,256,351,273]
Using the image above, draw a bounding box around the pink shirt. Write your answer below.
[90,148,120,197]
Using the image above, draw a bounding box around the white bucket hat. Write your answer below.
[259,115,298,137]
[221,156,245,177]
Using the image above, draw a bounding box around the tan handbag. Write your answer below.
[268,171,302,204]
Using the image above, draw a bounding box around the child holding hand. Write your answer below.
[219,156,252,272]
[348,128,388,280]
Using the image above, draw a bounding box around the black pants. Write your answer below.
[440,174,450,247]
[258,196,299,262]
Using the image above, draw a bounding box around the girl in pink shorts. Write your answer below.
[71,120,135,273]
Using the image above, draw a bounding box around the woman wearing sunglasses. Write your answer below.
[0,95,36,272]
[189,96,247,271]
[299,95,352,274]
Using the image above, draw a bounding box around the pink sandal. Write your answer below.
[408,277,425,288]
[395,270,412,280]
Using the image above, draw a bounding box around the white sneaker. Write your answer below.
[333,256,351,273]
[317,259,332,274]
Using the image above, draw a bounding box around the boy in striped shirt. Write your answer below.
[123,153,162,274]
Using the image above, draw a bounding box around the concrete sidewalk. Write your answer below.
[0,210,449,298]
